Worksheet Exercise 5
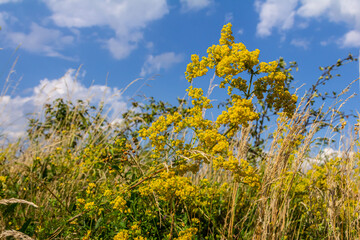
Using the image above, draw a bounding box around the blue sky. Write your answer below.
[0,0,360,140]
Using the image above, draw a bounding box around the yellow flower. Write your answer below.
[82,230,91,240]
[111,196,127,212]
[0,176,6,183]
[174,227,198,240]
[134,237,147,240]
[114,230,129,240]
[104,189,112,197]
[84,201,95,210]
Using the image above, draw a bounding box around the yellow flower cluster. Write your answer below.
[86,183,96,192]
[139,112,183,153]
[219,22,234,45]
[0,176,6,183]
[185,24,260,85]
[174,227,198,240]
[216,98,259,128]
[214,155,259,187]
[186,86,213,110]
[185,54,209,82]
[111,195,127,212]
[254,61,297,116]
[139,23,298,192]
[84,201,95,210]
[187,85,204,99]
[184,23,297,117]
[197,129,228,154]
[113,230,129,240]
[138,171,196,202]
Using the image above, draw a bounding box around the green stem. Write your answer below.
[246,70,254,99]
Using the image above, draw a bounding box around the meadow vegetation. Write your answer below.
[1,23,360,239]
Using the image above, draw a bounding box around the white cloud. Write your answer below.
[180,0,212,11]
[255,0,360,48]
[290,38,310,49]
[298,0,360,48]
[0,12,9,29]
[296,0,332,18]
[341,30,360,48]
[302,147,340,171]
[0,69,127,140]
[4,23,74,59]
[106,37,139,60]
[140,52,183,77]
[43,0,169,59]
[255,0,298,37]
[0,0,21,4]
[297,0,360,25]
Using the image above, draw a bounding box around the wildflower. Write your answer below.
[134,237,147,240]
[82,230,91,240]
[84,201,95,210]
[114,230,129,240]
[111,196,127,212]
[0,176,6,183]
[175,228,198,240]
[104,189,112,196]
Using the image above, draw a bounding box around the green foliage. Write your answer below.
[27,98,107,147]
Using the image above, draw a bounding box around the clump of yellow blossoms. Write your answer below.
[185,23,297,117]
[139,23,297,188]
[138,171,196,202]
[111,195,127,212]
[113,230,129,240]
[174,227,198,240]
[216,98,259,129]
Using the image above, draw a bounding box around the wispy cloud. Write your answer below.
[340,30,360,48]
[0,12,9,29]
[4,23,74,59]
[290,38,310,49]
[0,0,21,4]
[43,0,169,59]
[255,0,298,37]
[255,0,360,48]
[180,0,212,12]
[0,69,127,140]
[140,52,183,77]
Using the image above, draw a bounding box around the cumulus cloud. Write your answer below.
[255,0,298,37]
[340,30,360,48]
[43,0,169,59]
[290,38,310,49]
[4,23,74,59]
[255,0,360,48]
[180,0,212,12]
[302,147,354,171]
[0,69,127,140]
[140,52,183,77]
[296,0,332,18]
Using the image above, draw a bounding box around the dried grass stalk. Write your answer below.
[0,230,34,240]
[0,198,38,208]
